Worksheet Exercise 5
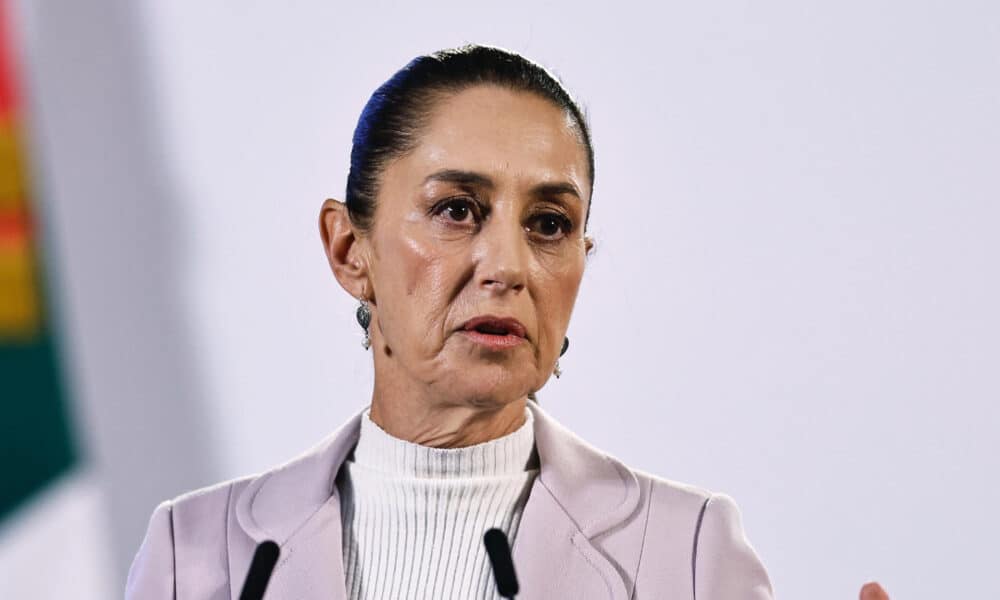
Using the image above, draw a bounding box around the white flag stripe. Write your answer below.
[0,469,116,600]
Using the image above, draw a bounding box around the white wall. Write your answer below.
[21,0,1000,597]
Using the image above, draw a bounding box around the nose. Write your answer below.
[473,211,528,295]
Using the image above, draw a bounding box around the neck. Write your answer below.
[368,383,528,448]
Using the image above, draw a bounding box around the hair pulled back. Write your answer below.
[345,44,595,234]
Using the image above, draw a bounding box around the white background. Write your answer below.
[13,0,999,597]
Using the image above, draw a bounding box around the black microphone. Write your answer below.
[484,528,519,599]
[239,540,280,600]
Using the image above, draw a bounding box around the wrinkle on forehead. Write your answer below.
[408,85,591,201]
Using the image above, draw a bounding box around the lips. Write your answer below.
[460,315,527,339]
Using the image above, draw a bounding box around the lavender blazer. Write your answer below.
[126,400,774,599]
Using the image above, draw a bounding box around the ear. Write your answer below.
[584,234,596,257]
[319,199,371,300]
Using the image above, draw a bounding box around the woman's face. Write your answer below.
[361,85,591,409]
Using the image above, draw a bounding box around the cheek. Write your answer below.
[376,230,464,341]
[534,254,586,344]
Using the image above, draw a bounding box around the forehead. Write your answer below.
[390,85,590,197]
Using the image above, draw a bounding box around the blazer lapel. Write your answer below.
[512,481,629,599]
[232,405,368,600]
[230,400,642,600]
[515,400,643,600]
[257,493,346,600]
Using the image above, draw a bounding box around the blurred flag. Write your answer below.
[0,0,76,517]
[0,2,114,597]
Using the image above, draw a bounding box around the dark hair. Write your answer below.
[345,44,595,234]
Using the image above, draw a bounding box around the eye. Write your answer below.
[433,197,480,225]
[526,212,573,241]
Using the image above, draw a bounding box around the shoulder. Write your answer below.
[125,476,256,599]
[628,469,758,540]
[627,467,714,556]
[632,467,713,512]
[148,474,255,533]
[688,489,774,599]
[619,467,774,599]
[171,475,253,521]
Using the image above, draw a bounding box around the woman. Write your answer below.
[127,45,890,600]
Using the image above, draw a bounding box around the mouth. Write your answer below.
[459,315,527,350]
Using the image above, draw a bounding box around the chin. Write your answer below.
[446,363,534,409]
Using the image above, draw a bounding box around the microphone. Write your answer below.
[484,528,519,599]
[239,540,280,600]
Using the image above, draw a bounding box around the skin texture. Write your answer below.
[321,85,593,448]
[320,83,891,599]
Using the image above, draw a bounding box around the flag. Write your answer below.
[0,2,114,596]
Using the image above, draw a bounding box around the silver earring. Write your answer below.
[553,336,569,378]
[356,298,371,350]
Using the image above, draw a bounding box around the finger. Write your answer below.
[859,581,889,600]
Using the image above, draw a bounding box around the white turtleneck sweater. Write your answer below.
[334,406,539,600]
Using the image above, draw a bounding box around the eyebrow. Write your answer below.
[423,169,494,189]
[530,182,582,203]
[423,169,582,203]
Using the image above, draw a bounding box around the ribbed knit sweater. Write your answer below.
[335,406,539,600]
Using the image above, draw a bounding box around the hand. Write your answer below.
[859,581,889,600]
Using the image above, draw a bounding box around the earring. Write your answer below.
[356,298,371,350]
[553,336,569,378]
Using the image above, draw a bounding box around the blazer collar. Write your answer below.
[514,400,642,599]
[235,403,365,546]
[234,399,641,599]
[529,399,641,539]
